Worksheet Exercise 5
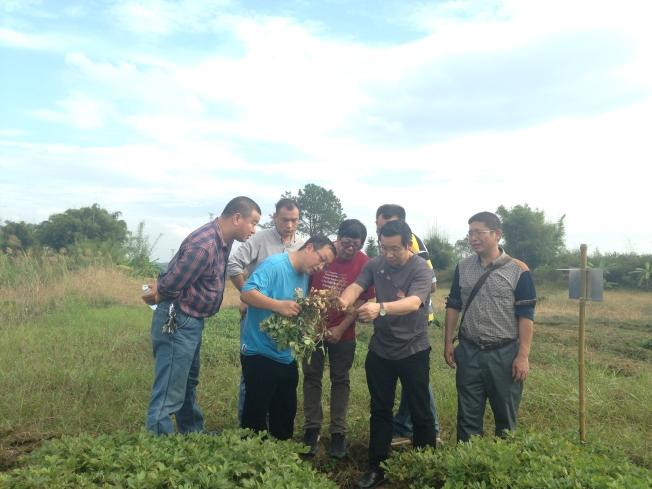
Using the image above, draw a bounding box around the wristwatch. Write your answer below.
[379,303,387,317]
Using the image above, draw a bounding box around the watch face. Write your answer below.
[379,304,386,316]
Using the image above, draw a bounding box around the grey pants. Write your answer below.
[302,340,356,434]
[454,338,523,442]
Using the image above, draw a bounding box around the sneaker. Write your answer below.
[328,433,347,459]
[303,428,320,456]
[390,436,412,447]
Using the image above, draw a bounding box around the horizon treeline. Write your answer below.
[1,202,650,289]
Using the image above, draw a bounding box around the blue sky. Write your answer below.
[1,0,651,260]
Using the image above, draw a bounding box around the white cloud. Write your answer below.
[0,0,46,16]
[3,1,652,258]
[30,93,116,130]
[0,128,26,138]
[0,26,61,50]
[109,0,233,35]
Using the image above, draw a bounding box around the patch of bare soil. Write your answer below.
[0,430,55,471]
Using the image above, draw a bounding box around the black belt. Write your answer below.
[460,333,516,351]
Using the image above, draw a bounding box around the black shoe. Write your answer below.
[303,428,320,456]
[328,433,347,459]
[356,468,386,488]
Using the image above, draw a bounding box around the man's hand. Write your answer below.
[274,300,301,317]
[336,297,356,315]
[444,341,456,368]
[142,282,159,305]
[357,302,381,322]
[512,354,529,382]
[326,323,346,344]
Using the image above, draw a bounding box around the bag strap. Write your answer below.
[457,258,511,335]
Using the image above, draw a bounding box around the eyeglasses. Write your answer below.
[315,249,329,264]
[339,238,362,250]
[466,229,493,239]
[380,245,405,255]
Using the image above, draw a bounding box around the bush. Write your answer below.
[382,431,652,488]
[0,430,337,488]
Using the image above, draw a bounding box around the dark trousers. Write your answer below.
[365,348,436,469]
[454,338,523,442]
[241,354,298,440]
[303,340,356,435]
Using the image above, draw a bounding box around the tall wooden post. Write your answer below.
[578,244,588,442]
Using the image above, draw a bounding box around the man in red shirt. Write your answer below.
[302,219,374,458]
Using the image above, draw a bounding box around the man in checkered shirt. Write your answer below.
[144,196,261,435]
[444,211,536,442]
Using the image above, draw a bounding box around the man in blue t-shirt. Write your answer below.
[240,235,336,440]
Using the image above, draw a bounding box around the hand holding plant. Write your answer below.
[260,288,342,363]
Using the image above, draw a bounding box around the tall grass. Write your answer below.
[0,250,145,324]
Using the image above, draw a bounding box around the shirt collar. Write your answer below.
[214,220,230,252]
[272,227,297,247]
[477,246,511,269]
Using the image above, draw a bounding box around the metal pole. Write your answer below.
[578,244,588,442]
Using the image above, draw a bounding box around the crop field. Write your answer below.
[1,260,651,487]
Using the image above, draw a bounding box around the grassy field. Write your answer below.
[1,262,651,486]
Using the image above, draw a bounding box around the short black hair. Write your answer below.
[379,220,411,247]
[376,204,406,221]
[468,211,502,230]
[275,198,300,214]
[221,196,261,218]
[337,219,367,243]
[300,234,336,256]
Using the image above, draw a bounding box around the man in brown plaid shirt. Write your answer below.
[144,196,261,435]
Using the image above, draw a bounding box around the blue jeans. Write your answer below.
[393,384,440,437]
[237,316,246,424]
[146,301,205,435]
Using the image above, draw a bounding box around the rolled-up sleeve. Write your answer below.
[227,239,255,278]
[445,266,463,311]
[514,271,537,320]
[158,246,209,299]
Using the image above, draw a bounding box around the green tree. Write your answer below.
[365,237,379,257]
[277,184,346,236]
[453,237,473,262]
[630,261,652,289]
[0,221,37,250]
[36,204,129,251]
[124,221,162,277]
[423,227,455,271]
[496,204,566,269]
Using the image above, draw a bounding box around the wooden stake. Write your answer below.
[579,244,588,443]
